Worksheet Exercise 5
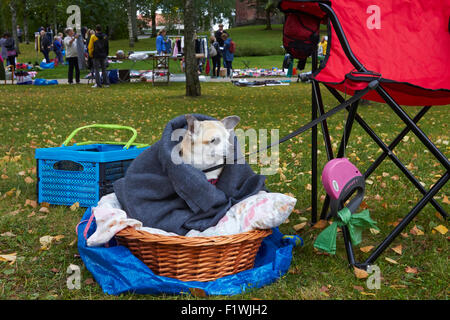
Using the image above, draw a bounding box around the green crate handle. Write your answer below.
[62,124,139,149]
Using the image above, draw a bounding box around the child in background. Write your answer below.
[221,33,234,78]
[53,35,64,65]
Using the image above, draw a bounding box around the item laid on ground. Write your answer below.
[232,67,287,78]
[128,52,149,62]
[35,124,149,207]
[15,70,33,85]
[113,114,267,236]
[77,206,300,295]
[232,79,291,87]
[33,78,58,85]
[16,75,33,85]
[39,61,55,69]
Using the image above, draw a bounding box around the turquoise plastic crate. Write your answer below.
[35,124,149,207]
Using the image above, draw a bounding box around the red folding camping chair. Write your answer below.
[279,0,450,270]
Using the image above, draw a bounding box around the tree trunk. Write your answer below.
[0,8,6,34]
[208,0,214,32]
[265,10,272,30]
[184,0,201,97]
[9,0,20,54]
[127,0,135,47]
[150,3,157,38]
[131,0,138,42]
[23,1,29,45]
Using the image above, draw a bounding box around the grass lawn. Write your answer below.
[0,81,448,300]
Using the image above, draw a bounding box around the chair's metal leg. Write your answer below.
[342,225,356,268]
[311,49,319,224]
[324,86,447,218]
[311,80,334,224]
[376,86,450,172]
[353,111,448,219]
[364,172,449,265]
[319,100,360,220]
[311,86,318,224]
[364,106,431,178]
[312,80,334,160]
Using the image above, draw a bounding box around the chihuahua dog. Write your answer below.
[180,114,240,181]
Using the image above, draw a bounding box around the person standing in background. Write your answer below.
[17,25,23,43]
[53,35,64,65]
[4,33,17,68]
[88,25,110,88]
[0,34,7,65]
[156,29,168,55]
[214,24,228,48]
[221,33,234,78]
[64,27,80,84]
[209,36,221,78]
[40,30,52,63]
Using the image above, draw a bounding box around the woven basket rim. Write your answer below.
[116,226,272,247]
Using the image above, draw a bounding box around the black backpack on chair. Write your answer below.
[279,1,323,63]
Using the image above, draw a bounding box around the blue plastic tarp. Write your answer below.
[33,78,58,86]
[40,61,55,69]
[77,208,299,296]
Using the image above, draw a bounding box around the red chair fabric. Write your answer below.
[306,0,450,106]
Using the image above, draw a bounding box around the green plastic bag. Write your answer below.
[314,208,379,255]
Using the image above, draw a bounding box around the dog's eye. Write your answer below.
[210,137,220,145]
[179,149,183,156]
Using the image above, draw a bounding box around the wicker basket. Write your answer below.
[115,227,272,282]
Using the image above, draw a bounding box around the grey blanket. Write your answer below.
[113,114,266,235]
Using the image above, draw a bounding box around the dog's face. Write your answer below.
[180,114,240,172]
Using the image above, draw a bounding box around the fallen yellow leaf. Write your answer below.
[70,202,80,211]
[39,207,50,213]
[25,199,38,208]
[312,219,328,230]
[370,228,380,235]
[0,253,17,265]
[405,266,418,274]
[24,176,34,184]
[360,201,369,209]
[5,188,16,197]
[360,291,376,296]
[442,195,450,205]
[189,288,207,298]
[385,257,398,264]
[354,267,369,279]
[390,284,407,289]
[410,225,424,236]
[391,244,403,255]
[39,235,65,250]
[433,225,448,235]
[293,222,307,231]
[360,246,374,253]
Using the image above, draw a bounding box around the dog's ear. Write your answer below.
[185,114,199,134]
[221,115,240,130]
